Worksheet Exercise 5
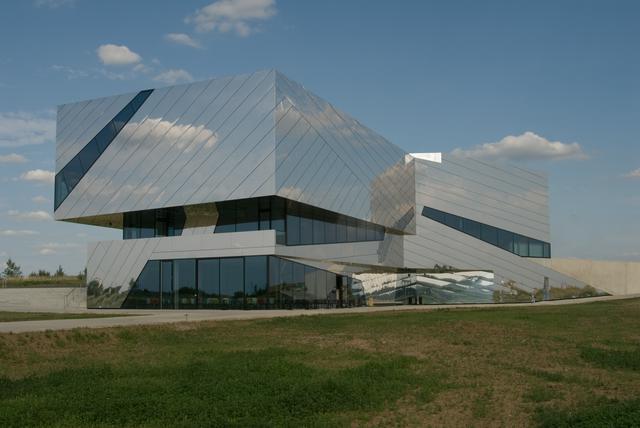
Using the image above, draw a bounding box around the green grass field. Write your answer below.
[1,299,639,427]
[0,311,129,322]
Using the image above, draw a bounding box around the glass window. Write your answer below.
[77,141,99,172]
[292,262,306,306]
[139,210,155,239]
[304,266,319,302]
[279,258,294,305]
[54,175,69,209]
[356,220,367,241]
[122,260,160,309]
[498,229,514,252]
[346,218,358,242]
[161,260,173,309]
[300,207,313,245]
[445,213,462,230]
[63,157,84,191]
[463,219,482,239]
[336,216,347,242]
[327,272,337,304]
[286,202,300,245]
[325,216,337,244]
[514,235,529,257]
[268,256,280,307]
[198,259,220,308]
[271,198,286,244]
[220,257,244,308]
[215,201,236,233]
[174,259,196,309]
[529,239,544,258]
[245,256,268,307]
[236,199,259,232]
[94,123,116,153]
[481,225,498,246]
[312,214,325,244]
[543,242,551,258]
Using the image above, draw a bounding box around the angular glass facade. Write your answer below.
[422,206,550,258]
[123,207,186,239]
[54,90,153,209]
[122,256,358,310]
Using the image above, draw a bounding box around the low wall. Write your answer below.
[533,258,640,296]
[0,287,86,312]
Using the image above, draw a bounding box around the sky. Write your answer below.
[0,0,638,275]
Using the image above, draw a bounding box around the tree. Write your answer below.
[54,265,65,277]
[3,258,22,278]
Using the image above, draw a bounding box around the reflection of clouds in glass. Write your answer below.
[125,117,218,153]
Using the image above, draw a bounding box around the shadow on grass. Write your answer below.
[0,347,444,428]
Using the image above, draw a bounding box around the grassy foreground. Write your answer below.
[1,299,639,427]
[0,311,129,322]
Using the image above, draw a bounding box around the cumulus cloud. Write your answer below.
[0,229,39,236]
[8,210,52,221]
[165,33,202,48]
[451,131,587,161]
[186,0,276,36]
[625,168,640,179]
[32,195,49,204]
[0,111,55,147]
[36,242,81,255]
[153,69,194,85]
[97,44,142,66]
[20,169,55,184]
[0,153,27,163]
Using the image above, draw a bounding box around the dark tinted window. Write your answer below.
[198,259,220,308]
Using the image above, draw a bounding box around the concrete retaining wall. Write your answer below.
[533,258,640,296]
[0,287,86,312]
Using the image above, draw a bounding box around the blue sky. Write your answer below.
[0,0,638,275]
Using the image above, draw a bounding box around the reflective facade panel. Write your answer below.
[59,70,605,310]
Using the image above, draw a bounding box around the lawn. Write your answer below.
[0,311,130,322]
[0,299,639,427]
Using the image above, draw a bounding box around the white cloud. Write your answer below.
[153,69,194,85]
[0,229,39,236]
[51,65,89,80]
[625,168,640,179]
[35,242,81,255]
[165,33,202,48]
[8,210,52,221]
[32,195,49,204]
[186,0,276,36]
[451,131,588,161]
[34,0,75,8]
[0,153,27,163]
[0,111,55,148]
[20,169,55,184]
[97,44,142,66]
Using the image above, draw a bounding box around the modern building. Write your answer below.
[53,70,604,309]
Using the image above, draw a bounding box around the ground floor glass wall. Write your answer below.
[122,256,360,310]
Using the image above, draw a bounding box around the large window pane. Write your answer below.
[279,258,294,305]
[271,198,286,244]
[481,225,498,246]
[529,239,544,258]
[325,216,337,244]
[346,218,358,242]
[463,219,482,239]
[336,216,347,242]
[356,220,367,241]
[161,260,173,309]
[215,201,236,233]
[268,256,281,307]
[220,257,244,308]
[123,260,160,309]
[174,259,196,309]
[300,207,313,245]
[198,259,220,308]
[286,202,300,245]
[312,214,325,244]
[514,235,529,257]
[498,230,514,252]
[236,199,259,232]
[292,262,306,307]
[245,256,268,308]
